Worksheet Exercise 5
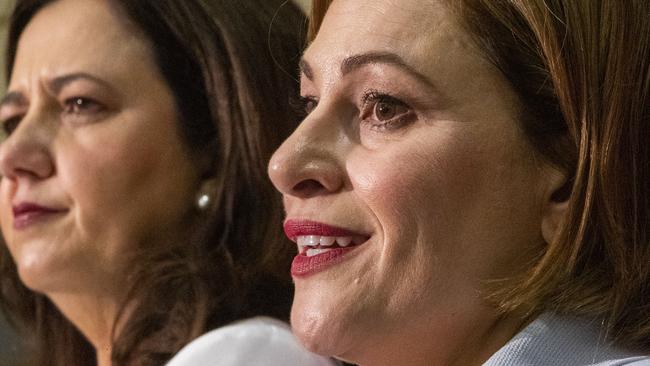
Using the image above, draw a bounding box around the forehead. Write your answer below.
[305,0,477,67]
[11,0,152,86]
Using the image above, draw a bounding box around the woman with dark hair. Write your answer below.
[0,0,336,365]
[268,0,650,365]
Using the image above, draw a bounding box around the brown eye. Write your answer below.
[64,97,103,114]
[360,91,415,132]
[290,95,318,120]
[304,98,317,114]
[300,96,318,115]
[374,100,408,121]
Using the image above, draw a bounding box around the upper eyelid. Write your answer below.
[46,72,115,96]
[0,96,102,122]
[54,79,118,110]
[360,90,410,108]
[0,107,27,125]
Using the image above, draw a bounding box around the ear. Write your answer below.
[540,167,571,245]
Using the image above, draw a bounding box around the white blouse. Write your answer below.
[166,317,339,366]
[484,313,650,365]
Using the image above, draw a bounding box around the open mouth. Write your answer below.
[296,235,368,257]
[284,219,371,276]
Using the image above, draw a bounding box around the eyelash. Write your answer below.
[289,95,318,120]
[62,97,104,116]
[0,97,105,138]
[359,90,415,131]
[1,116,21,138]
[292,90,415,132]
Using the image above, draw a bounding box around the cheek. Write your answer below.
[0,181,16,251]
[350,129,545,300]
[346,134,518,313]
[350,136,487,247]
[56,122,195,251]
[60,139,154,212]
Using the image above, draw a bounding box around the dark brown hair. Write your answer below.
[0,0,306,364]
[309,0,650,351]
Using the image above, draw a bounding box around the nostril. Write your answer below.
[292,179,326,197]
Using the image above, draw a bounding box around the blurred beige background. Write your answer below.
[0,0,13,88]
[296,0,310,12]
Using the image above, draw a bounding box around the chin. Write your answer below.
[13,250,75,294]
[290,302,361,360]
[291,308,331,355]
[16,261,56,293]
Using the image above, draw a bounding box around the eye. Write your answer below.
[374,99,407,121]
[0,115,21,139]
[290,95,319,119]
[63,97,104,116]
[360,91,414,131]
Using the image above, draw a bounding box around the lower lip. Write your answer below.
[291,247,360,277]
[13,210,65,230]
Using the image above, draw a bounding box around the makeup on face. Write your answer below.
[269,0,554,364]
[284,219,370,276]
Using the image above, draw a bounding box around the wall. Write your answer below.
[0,0,12,87]
[295,0,310,12]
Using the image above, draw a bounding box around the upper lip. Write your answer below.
[283,219,369,241]
[12,202,66,217]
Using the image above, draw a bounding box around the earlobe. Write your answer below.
[195,178,218,211]
[540,168,571,245]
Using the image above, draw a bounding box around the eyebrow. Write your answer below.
[47,72,113,94]
[0,91,28,110]
[299,51,435,88]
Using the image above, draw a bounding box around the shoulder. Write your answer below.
[484,313,650,366]
[166,317,339,366]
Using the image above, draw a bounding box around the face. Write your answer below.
[0,0,200,296]
[269,0,561,364]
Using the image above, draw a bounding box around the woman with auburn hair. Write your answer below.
[0,0,337,365]
[268,0,650,365]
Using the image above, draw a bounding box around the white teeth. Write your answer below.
[297,236,309,247]
[306,235,320,246]
[296,236,308,253]
[336,237,352,247]
[295,235,356,252]
[306,248,330,257]
[319,236,336,247]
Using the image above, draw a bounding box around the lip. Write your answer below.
[283,219,365,240]
[12,202,67,230]
[284,219,370,277]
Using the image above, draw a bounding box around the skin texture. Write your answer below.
[0,0,200,364]
[268,0,566,365]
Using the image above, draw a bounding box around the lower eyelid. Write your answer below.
[365,112,417,133]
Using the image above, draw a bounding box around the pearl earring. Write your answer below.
[196,192,211,210]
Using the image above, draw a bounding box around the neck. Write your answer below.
[48,289,131,366]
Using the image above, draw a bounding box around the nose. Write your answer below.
[0,110,55,181]
[268,113,347,199]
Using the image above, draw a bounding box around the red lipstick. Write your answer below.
[284,219,369,277]
[12,202,66,230]
[283,219,362,240]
